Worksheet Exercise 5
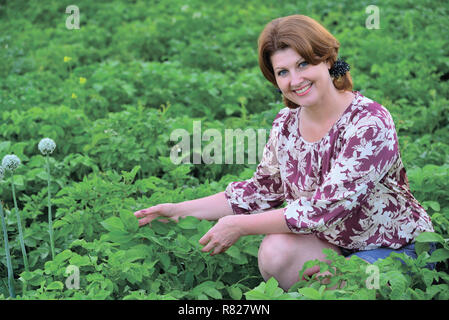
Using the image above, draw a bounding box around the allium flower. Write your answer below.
[2,155,21,172]
[38,138,56,155]
[3,154,28,271]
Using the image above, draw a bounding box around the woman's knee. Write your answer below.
[258,234,303,275]
[257,233,341,278]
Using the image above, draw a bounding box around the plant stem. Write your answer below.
[11,173,29,272]
[46,155,55,260]
[0,201,15,298]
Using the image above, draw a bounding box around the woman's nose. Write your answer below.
[289,70,304,88]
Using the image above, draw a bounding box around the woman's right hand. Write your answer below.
[133,203,179,227]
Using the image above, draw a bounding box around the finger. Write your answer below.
[211,245,224,256]
[134,208,151,218]
[199,232,211,246]
[200,238,216,253]
[138,214,158,227]
[137,216,152,227]
[134,205,161,218]
[201,242,214,253]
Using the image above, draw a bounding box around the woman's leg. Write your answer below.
[257,233,342,291]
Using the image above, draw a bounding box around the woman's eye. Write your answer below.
[277,70,287,77]
[277,62,308,76]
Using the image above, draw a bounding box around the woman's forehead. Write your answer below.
[271,48,304,68]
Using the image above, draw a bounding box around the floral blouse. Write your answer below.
[225,91,434,250]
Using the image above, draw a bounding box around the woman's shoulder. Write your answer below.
[271,106,295,130]
[349,91,396,130]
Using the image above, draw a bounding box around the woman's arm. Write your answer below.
[236,208,292,235]
[173,191,234,220]
[199,208,292,255]
[134,191,234,226]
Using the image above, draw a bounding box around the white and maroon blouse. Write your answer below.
[225,91,434,250]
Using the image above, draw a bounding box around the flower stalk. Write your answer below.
[2,155,29,272]
[0,164,15,298]
[1,202,15,298]
[11,173,29,272]
[45,154,55,260]
[38,138,56,260]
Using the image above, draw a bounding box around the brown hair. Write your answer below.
[258,14,353,109]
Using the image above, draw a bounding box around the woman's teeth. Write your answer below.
[294,83,312,95]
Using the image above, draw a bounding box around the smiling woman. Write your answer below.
[134,14,435,292]
[258,14,353,110]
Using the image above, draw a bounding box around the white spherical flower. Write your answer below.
[2,155,21,172]
[38,138,56,155]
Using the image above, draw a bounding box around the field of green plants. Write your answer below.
[0,0,448,300]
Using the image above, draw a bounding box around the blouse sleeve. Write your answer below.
[224,111,286,214]
[285,113,399,234]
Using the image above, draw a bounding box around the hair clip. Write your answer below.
[329,58,350,78]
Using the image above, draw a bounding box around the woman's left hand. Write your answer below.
[199,215,243,255]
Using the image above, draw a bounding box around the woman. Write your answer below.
[134,14,434,291]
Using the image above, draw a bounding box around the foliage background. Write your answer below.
[0,0,448,299]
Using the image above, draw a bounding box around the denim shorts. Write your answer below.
[340,242,437,270]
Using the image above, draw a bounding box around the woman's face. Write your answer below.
[271,47,332,108]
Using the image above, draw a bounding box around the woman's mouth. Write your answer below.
[293,82,313,96]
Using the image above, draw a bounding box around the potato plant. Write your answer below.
[0,0,448,300]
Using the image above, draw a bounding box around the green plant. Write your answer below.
[0,164,15,298]
[38,138,56,260]
[2,155,29,272]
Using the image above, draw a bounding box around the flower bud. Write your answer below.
[2,155,21,172]
[38,138,56,155]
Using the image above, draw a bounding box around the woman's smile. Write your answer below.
[293,82,313,96]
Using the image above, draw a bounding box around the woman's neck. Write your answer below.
[300,89,355,124]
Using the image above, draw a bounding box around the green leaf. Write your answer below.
[120,210,139,233]
[244,290,270,300]
[298,287,322,300]
[12,174,25,187]
[415,242,430,256]
[125,245,148,263]
[204,287,222,299]
[386,271,407,300]
[421,269,436,287]
[197,220,212,234]
[160,254,171,270]
[178,216,200,229]
[428,248,449,263]
[168,265,178,274]
[265,277,280,296]
[122,165,140,184]
[416,232,444,244]
[151,220,171,235]
[224,245,242,260]
[102,231,134,244]
[227,286,243,300]
[46,281,64,291]
[69,254,91,267]
[101,216,125,232]
[54,249,74,264]
[422,201,440,212]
